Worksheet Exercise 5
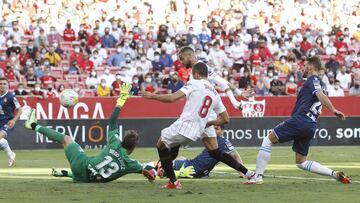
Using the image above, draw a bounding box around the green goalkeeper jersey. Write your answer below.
[86,107,143,182]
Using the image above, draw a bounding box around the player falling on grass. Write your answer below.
[0,77,22,166]
[155,124,245,179]
[141,62,254,189]
[244,56,351,184]
[25,84,157,183]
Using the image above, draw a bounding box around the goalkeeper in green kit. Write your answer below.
[24,84,157,183]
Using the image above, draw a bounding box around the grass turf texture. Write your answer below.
[0,147,358,203]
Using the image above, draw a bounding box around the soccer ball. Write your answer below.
[59,89,79,108]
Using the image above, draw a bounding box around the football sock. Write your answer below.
[256,136,272,175]
[33,124,65,142]
[226,90,241,109]
[0,138,13,157]
[208,148,249,174]
[296,160,335,177]
[62,170,73,178]
[170,146,180,160]
[157,147,177,183]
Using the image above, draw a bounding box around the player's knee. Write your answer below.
[208,148,222,160]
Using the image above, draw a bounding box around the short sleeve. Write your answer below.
[12,97,21,109]
[213,98,226,114]
[219,137,235,154]
[309,76,323,95]
[179,80,195,96]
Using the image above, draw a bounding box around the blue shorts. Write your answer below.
[0,124,9,136]
[273,117,316,156]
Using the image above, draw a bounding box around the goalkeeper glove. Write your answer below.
[116,83,132,107]
[175,164,195,178]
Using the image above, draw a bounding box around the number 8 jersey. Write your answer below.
[172,78,226,141]
[291,75,326,122]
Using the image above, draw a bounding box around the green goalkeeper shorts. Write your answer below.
[64,142,90,183]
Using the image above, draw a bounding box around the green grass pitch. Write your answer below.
[0,147,358,203]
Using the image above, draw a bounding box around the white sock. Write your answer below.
[297,161,336,178]
[255,136,272,175]
[226,90,241,109]
[0,138,13,157]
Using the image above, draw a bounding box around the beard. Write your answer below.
[184,61,193,68]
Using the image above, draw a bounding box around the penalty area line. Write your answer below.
[212,171,360,184]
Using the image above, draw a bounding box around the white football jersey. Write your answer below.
[170,79,226,141]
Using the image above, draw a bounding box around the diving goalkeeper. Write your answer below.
[25,84,157,183]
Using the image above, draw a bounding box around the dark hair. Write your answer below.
[178,46,194,55]
[121,130,139,151]
[193,62,208,78]
[0,77,8,83]
[306,56,322,71]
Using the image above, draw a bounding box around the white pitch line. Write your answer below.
[212,171,360,184]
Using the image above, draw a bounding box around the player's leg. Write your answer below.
[202,136,254,178]
[294,139,352,184]
[0,130,16,167]
[52,168,73,178]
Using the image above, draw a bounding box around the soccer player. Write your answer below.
[141,62,254,189]
[25,84,157,183]
[0,77,22,166]
[245,56,351,184]
[156,124,245,179]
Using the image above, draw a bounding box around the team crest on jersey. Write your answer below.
[240,98,266,117]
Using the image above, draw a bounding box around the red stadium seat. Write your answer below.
[79,74,88,81]
[83,89,96,97]
[51,67,64,80]
[9,81,19,90]
[64,74,79,83]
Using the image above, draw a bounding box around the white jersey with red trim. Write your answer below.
[170,79,226,141]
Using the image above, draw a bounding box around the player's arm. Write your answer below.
[206,110,230,127]
[315,91,345,120]
[8,98,22,129]
[140,90,185,103]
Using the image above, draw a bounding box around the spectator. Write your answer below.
[239,68,252,88]
[45,84,58,98]
[229,38,247,70]
[151,52,164,72]
[131,76,141,96]
[110,20,123,40]
[135,53,152,74]
[44,46,61,67]
[26,39,38,59]
[147,43,160,61]
[258,39,273,61]
[336,66,352,90]
[349,80,360,96]
[325,54,340,74]
[325,41,337,56]
[35,28,48,48]
[63,20,75,42]
[274,55,290,75]
[47,26,62,47]
[101,27,117,48]
[209,42,227,70]
[57,84,65,94]
[14,84,29,98]
[328,80,345,97]
[177,66,192,83]
[93,42,108,60]
[141,74,158,93]
[334,34,348,55]
[107,46,125,66]
[300,37,312,54]
[69,44,84,65]
[78,24,88,41]
[25,67,38,88]
[86,71,100,89]
[319,67,330,88]
[30,83,46,99]
[19,47,30,67]
[159,49,173,68]
[90,50,103,68]
[111,74,123,96]
[96,78,111,97]
[161,36,177,56]
[167,73,184,93]
[4,64,18,82]
[87,28,102,47]
[73,83,85,97]
[40,67,56,88]
[285,75,298,96]
[79,52,94,73]
[79,39,92,55]
[68,61,81,75]
[270,73,285,95]
[255,73,270,96]
[98,68,115,87]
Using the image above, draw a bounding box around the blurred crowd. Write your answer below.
[0,0,360,99]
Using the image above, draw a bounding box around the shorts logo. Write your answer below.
[240,98,266,117]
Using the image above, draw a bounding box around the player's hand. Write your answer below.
[142,166,157,183]
[7,119,16,129]
[139,90,153,99]
[333,109,345,120]
[241,89,255,99]
[116,83,132,107]
[176,164,195,178]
